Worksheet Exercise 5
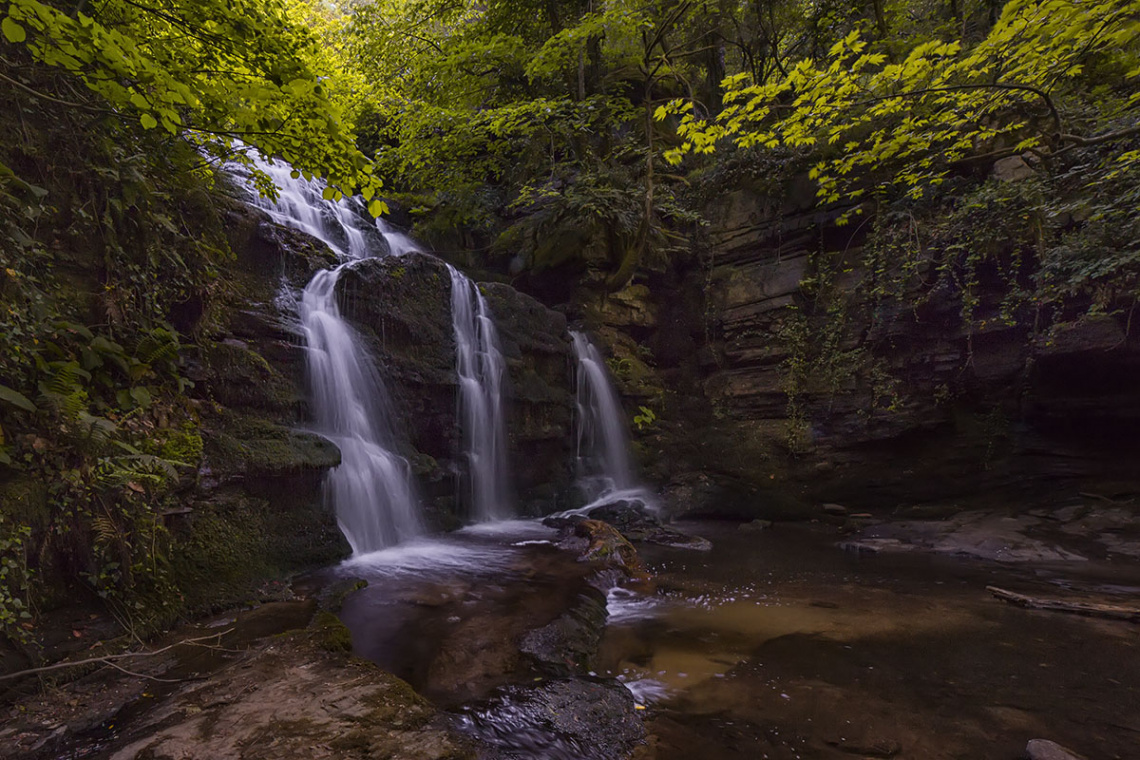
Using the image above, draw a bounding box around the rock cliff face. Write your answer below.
[565,178,1140,518]
[334,252,575,522]
[177,205,352,607]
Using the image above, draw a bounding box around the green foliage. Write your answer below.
[0,516,33,644]
[320,0,723,284]
[632,405,657,431]
[0,65,229,640]
[663,0,1140,209]
[2,0,382,205]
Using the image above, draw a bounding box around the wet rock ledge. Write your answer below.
[2,600,478,760]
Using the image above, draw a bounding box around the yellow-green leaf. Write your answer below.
[2,16,26,43]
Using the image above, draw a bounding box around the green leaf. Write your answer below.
[367,199,386,217]
[129,386,152,408]
[140,113,158,129]
[2,16,26,44]
[0,385,36,413]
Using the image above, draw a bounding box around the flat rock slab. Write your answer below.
[838,511,1090,563]
[103,639,470,760]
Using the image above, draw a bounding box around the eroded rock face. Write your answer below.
[167,205,353,608]
[560,176,1140,519]
[335,252,575,521]
[481,281,576,513]
[698,190,1140,503]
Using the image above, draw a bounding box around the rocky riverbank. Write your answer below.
[5,501,1139,760]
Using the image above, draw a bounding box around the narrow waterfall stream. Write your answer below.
[300,269,424,553]
[241,158,423,553]
[570,330,656,510]
[448,265,513,522]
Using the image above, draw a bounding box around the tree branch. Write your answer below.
[1060,124,1140,147]
[0,629,232,682]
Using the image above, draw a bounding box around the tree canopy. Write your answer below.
[661,0,1140,209]
[2,0,384,209]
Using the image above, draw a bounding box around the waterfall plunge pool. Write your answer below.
[323,518,1140,760]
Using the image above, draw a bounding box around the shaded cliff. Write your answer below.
[549,154,1140,519]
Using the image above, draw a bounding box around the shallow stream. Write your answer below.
[335,519,1140,759]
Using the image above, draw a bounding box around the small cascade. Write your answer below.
[569,330,656,510]
[376,218,420,256]
[241,155,423,553]
[448,265,513,521]
[239,158,379,259]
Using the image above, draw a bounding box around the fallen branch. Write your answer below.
[0,629,234,683]
[987,586,1140,623]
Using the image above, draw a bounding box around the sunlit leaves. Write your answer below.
[659,0,1140,202]
[3,0,383,211]
[1,14,25,42]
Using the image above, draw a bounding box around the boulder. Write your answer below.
[574,519,649,580]
[585,500,662,539]
[739,519,773,532]
[520,589,609,674]
[992,155,1036,182]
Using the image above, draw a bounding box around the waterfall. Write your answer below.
[448,265,512,521]
[569,330,656,511]
[240,156,423,553]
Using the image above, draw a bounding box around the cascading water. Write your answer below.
[448,265,512,522]
[241,158,378,259]
[301,270,423,553]
[569,330,656,510]
[240,156,423,553]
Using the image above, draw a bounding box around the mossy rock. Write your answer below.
[206,413,341,478]
[168,496,277,611]
[148,423,204,466]
[311,610,353,652]
[197,340,305,416]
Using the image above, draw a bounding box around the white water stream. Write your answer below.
[569,330,657,512]
[448,265,512,521]
[242,157,423,553]
[241,155,515,547]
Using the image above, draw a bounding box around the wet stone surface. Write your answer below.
[9,514,1139,760]
[457,678,645,760]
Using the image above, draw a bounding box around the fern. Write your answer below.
[134,327,180,368]
[96,452,182,489]
[37,360,92,421]
[76,412,118,446]
[91,515,118,548]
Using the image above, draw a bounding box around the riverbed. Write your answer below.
[336,518,1140,759]
[14,516,1138,760]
